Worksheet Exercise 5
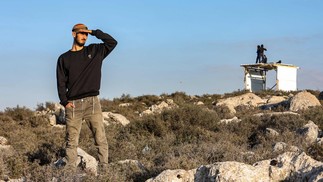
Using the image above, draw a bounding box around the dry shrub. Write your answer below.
[3,106,48,128]
[162,104,220,133]
[199,94,221,107]
[257,114,307,132]
[214,105,234,119]
[36,102,55,112]
[27,143,58,166]
[301,106,323,130]
[244,114,306,151]
[128,116,168,138]
[4,155,28,178]
[306,89,320,98]
[100,98,115,112]
[169,92,191,105]
[4,106,34,125]
[136,95,161,106]
[0,108,66,180]
[307,143,323,162]
[223,89,249,98]
[254,90,297,98]
[0,153,8,179]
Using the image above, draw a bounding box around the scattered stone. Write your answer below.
[142,145,152,155]
[297,120,320,144]
[52,125,65,129]
[219,116,241,124]
[146,169,196,182]
[0,176,26,182]
[0,136,8,145]
[141,100,177,116]
[317,138,323,145]
[266,128,279,137]
[49,115,56,126]
[54,158,67,168]
[240,151,255,160]
[289,146,301,153]
[54,103,65,124]
[117,159,147,173]
[102,112,130,126]
[166,99,174,105]
[0,136,14,155]
[194,101,204,105]
[254,111,299,117]
[273,142,288,152]
[119,103,132,107]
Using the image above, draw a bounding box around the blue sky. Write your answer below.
[0,0,322,110]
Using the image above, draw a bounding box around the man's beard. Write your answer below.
[75,39,85,47]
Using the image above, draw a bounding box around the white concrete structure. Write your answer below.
[241,63,299,92]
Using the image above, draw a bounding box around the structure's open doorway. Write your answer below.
[241,63,299,92]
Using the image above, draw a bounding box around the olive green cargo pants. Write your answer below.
[65,96,108,170]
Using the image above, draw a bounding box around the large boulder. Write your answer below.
[54,103,65,124]
[148,152,323,181]
[54,147,98,175]
[272,142,288,152]
[76,148,98,175]
[195,161,271,181]
[289,91,321,111]
[297,120,320,144]
[195,152,323,181]
[216,93,265,114]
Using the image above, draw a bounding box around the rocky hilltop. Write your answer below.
[1,90,323,181]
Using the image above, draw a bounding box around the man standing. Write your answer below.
[260,44,267,63]
[256,45,261,63]
[56,23,117,172]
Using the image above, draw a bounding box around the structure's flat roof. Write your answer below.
[241,62,299,70]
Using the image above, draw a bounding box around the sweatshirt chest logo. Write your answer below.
[88,54,92,59]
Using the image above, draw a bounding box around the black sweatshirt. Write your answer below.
[56,29,117,107]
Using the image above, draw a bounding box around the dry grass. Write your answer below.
[0,91,321,181]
